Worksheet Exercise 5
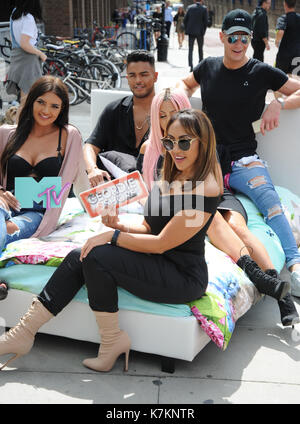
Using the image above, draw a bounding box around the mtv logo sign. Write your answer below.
[15,177,71,209]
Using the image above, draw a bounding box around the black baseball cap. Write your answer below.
[222,9,252,35]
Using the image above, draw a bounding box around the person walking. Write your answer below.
[173,6,185,49]
[184,0,208,71]
[164,1,173,38]
[6,0,47,104]
[275,0,300,75]
[251,0,271,62]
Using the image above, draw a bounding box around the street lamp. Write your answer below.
[157,0,169,61]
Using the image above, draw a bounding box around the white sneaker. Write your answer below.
[291,271,300,297]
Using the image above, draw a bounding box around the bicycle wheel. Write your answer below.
[116,32,137,52]
[90,62,120,91]
[64,80,77,105]
[42,58,66,78]
[71,67,92,105]
[90,59,121,89]
[147,32,156,52]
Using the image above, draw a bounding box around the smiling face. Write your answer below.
[126,61,158,99]
[220,30,250,68]
[33,91,63,127]
[159,99,178,135]
[166,119,200,179]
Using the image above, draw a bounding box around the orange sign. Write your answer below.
[79,171,148,218]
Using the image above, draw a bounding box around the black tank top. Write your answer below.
[6,127,64,194]
[144,183,219,282]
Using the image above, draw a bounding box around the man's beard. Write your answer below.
[133,86,154,99]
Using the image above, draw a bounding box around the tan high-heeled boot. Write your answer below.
[0,298,53,370]
[82,311,131,372]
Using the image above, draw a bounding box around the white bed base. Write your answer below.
[0,289,210,371]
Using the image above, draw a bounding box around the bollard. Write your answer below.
[157,33,169,62]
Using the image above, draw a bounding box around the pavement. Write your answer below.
[1,27,300,407]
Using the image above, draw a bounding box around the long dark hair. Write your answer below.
[161,109,222,191]
[12,0,43,21]
[1,76,69,178]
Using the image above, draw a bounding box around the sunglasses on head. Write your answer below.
[226,34,251,44]
[161,136,198,151]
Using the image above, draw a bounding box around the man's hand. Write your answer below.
[260,100,281,135]
[87,167,111,187]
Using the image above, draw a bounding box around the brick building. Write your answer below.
[1,0,129,37]
[182,0,293,35]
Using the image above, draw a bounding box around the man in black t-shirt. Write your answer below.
[177,9,300,314]
[275,0,300,75]
[251,0,271,62]
[84,50,157,187]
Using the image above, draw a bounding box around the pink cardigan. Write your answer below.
[0,124,90,237]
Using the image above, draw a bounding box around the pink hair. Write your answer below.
[142,89,191,190]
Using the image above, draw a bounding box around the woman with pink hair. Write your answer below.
[138,87,298,326]
[142,88,191,190]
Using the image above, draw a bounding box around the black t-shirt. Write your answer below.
[193,57,288,161]
[252,7,268,41]
[85,95,149,157]
[276,12,300,65]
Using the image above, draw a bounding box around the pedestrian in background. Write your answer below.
[6,0,47,104]
[164,1,173,38]
[152,6,162,46]
[275,0,300,75]
[251,0,271,62]
[174,6,185,49]
[184,0,208,71]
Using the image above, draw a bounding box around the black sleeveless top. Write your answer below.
[144,184,219,285]
[6,128,64,194]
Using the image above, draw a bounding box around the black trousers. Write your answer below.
[38,246,206,315]
[188,35,204,68]
[251,40,265,62]
[165,21,172,38]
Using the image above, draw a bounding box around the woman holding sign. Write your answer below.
[141,88,297,327]
[0,75,89,300]
[0,109,224,371]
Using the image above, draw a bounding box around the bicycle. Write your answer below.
[116,16,160,52]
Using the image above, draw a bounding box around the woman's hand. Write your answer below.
[39,51,47,62]
[0,190,20,211]
[80,229,114,261]
[101,205,121,229]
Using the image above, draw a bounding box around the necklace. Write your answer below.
[135,115,150,131]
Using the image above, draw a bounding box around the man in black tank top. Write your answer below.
[275,0,300,74]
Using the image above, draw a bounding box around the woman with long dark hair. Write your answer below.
[0,75,89,300]
[6,0,47,102]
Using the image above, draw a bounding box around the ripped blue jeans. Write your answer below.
[0,203,43,255]
[229,156,300,270]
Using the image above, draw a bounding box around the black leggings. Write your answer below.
[38,246,206,315]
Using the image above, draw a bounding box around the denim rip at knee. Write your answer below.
[229,157,300,268]
[0,200,12,252]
